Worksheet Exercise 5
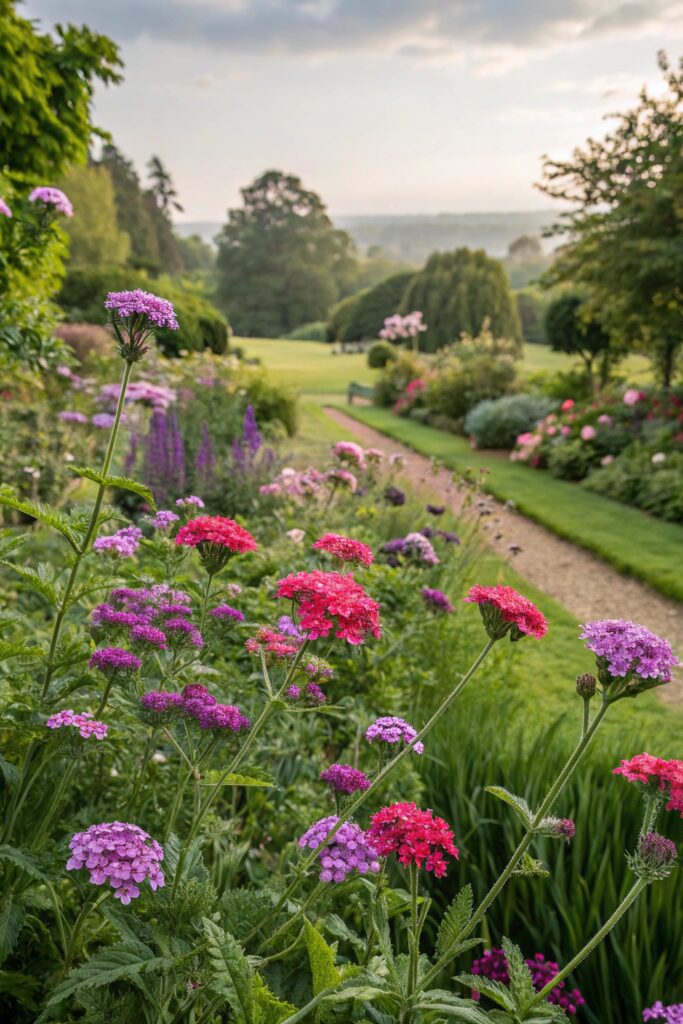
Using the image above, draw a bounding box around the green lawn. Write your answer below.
[337,405,683,603]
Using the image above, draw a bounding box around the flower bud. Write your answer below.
[627,831,678,881]
[576,672,597,698]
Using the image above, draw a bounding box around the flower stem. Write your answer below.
[525,879,648,1013]
[199,572,215,634]
[408,863,420,995]
[61,890,110,976]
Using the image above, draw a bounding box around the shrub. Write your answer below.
[283,320,327,341]
[585,446,683,523]
[367,340,398,368]
[345,271,414,341]
[325,289,368,342]
[515,287,548,344]
[374,351,425,407]
[422,324,518,424]
[465,394,557,449]
[547,439,595,480]
[54,322,114,366]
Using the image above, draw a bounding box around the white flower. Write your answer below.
[151,751,168,764]
[652,452,667,465]
[286,528,305,544]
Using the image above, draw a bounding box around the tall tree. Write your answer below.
[544,293,611,387]
[147,155,184,215]
[58,164,130,268]
[539,53,683,385]
[0,0,121,181]
[215,170,358,336]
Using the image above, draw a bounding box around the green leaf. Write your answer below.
[0,562,59,604]
[41,941,169,1014]
[502,937,535,1010]
[220,889,276,941]
[203,917,254,1024]
[0,898,24,965]
[0,755,19,786]
[0,970,39,1010]
[416,992,493,1023]
[0,640,41,663]
[201,770,275,788]
[304,918,341,996]
[71,468,156,511]
[253,974,296,1024]
[485,786,534,826]
[512,853,550,878]
[0,845,47,881]
[454,975,516,1012]
[0,492,79,549]
[435,884,473,963]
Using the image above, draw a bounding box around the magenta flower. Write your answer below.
[422,587,454,613]
[29,186,73,216]
[320,764,371,795]
[209,604,245,623]
[89,647,141,675]
[93,526,142,558]
[149,510,179,530]
[129,624,168,650]
[0,198,12,218]
[365,716,424,754]
[67,821,164,904]
[643,1002,683,1022]
[195,703,250,732]
[46,709,108,740]
[299,816,380,883]
[105,290,179,330]
[471,948,585,1014]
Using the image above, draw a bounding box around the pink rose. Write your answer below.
[546,426,557,436]
[623,388,643,406]
[561,399,575,412]
[580,425,596,441]
[561,426,571,436]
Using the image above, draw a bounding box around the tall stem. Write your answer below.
[408,863,419,995]
[61,890,110,976]
[198,572,215,634]
[525,879,647,1012]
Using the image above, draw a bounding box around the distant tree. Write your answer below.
[507,235,543,262]
[58,164,130,268]
[147,156,184,215]
[515,287,548,345]
[544,293,611,385]
[399,248,521,352]
[215,170,358,336]
[0,0,121,181]
[176,234,216,273]
[327,271,415,343]
[539,52,683,385]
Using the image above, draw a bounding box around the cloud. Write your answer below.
[25,0,683,61]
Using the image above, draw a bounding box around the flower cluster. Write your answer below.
[379,311,426,342]
[381,532,440,566]
[93,526,143,558]
[580,620,678,685]
[286,682,327,705]
[100,380,177,409]
[176,515,257,574]
[332,440,366,469]
[260,466,327,498]
[176,495,205,509]
[209,604,245,623]
[245,627,301,658]
[320,764,371,795]
[422,587,454,613]
[299,816,380,883]
[365,716,424,755]
[0,197,11,218]
[628,832,678,880]
[383,485,406,506]
[276,570,381,645]
[67,822,164,904]
[327,467,358,492]
[105,289,178,330]
[465,584,547,641]
[312,533,374,566]
[613,754,683,816]
[58,410,88,424]
[644,1003,683,1023]
[471,948,585,1014]
[29,186,73,216]
[368,802,459,877]
[89,647,142,676]
[149,510,179,530]
[46,709,108,740]
[140,683,249,733]
[91,585,203,653]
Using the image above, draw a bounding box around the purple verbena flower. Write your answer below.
[105,290,178,330]
[176,495,205,508]
[365,716,424,755]
[644,1003,683,1023]
[422,587,454,613]
[93,526,142,558]
[140,691,184,714]
[58,410,88,424]
[320,764,371,795]
[29,186,73,216]
[129,624,168,650]
[89,647,141,675]
[209,605,245,623]
[196,703,250,732]
[165,618,203,648]
[580,620,678,682]
[67,821,164,904]
[299,816,380,882]
[149,510,179,530]
[92,413,118,429]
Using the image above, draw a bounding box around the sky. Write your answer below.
[23,0,683,222]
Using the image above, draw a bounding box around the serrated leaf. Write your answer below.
[436,884,473,963]
[203,917,254,1024]
[454,975,516,1012]
[485,786,534,826]
[502,937,535,1010]
[40,941,169,1014]
[253,974,297,1024]
[71,468,156,511]
[0,562,59,604]
[0,970,39,1010]
[0,640,41,663]
[304,919,341,997]
[201,771,274,788]
[0,898,24,965]
[0,534,27,559]
[0,845,47,881]
[512,853,550,878]
[416,992,493,1023]
[221,889,276,941]
[0,493,79,549]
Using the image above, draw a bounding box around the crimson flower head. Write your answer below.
[175,515,257,574]
[276,570,381,645]
[245,627,301,659]
[613,753,683,817]
[368,801,459,877]
[312,533,374,567]
[465,584,547,641]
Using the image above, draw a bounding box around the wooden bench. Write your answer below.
[347,382,375,405]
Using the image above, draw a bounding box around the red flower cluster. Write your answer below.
[613,753,683,816]
[465,584,547,640]
[245,627,301,659]
[368,801,459,877]
[276,570,381,645]
[312,533,374,566]
[175,516,257,553]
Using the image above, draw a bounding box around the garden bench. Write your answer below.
[347,381,375,404]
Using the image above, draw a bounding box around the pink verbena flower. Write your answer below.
[67,821,164,904]
[93,526,142,558]
[365,716,424,754]
[368,802,459,878]
[327,467,358,492]
[105,289,178,329]
[299,816,380,883]
[465,584,547,640]
[332,440,366,469]
[29,186,73,216]
[613,753,683,817]
[643,1002,683,1022]
[0,198,12,218]
[320,763,371,794]
[46,709,108,740]
[276,570,381,645]
[312,533,374,566]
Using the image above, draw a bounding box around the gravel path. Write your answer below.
[326,407,682,706]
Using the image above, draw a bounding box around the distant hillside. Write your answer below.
[175,210,558,263]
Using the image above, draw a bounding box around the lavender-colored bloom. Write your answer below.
[644,1003,683,1022]
[195,422,216,484]
[305,682,326,705]
[130,624,168,650]
[286,684,302,700]
[140,691,184,713]
[67,821,164,904]
[46,709,108,740]
[165,618,203,648]
[104,290,179,330]
[422,587,454,613]
[304,656,334,679]
[299,816,380,883]
[93,526,142,558]
[89,647,141,675]
[149,509,179,530]
[382,538,407,555]
[176,495,205,508]
[278,615,306,640]
[365,716,424,755]
[0,198,12,218]
[242,404,262,454]
[92,413,118,429]
[639,832,678,867]
[144,409,186,503]
[580,620,678,682]
[58,410,87,424]
[29,186,73,216]
[210,605,245,623]
[403,532,440,565]
[384,485,406,506]
[196,702,250,732]
[320,763,371,795]
[90,605,142,630]
[438,529,460,545]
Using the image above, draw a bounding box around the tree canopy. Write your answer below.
[399,248,521,352]
[539,52,683,385]
[215,170,358,336]
[0,0,121,181]
[58,164,130,268]
[544,293,611,381]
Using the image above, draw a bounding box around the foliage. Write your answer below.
[58,164,130,268]
[373,352,426,408]
[539,53,683,385]
[328,272,415,343]
[54,323,115,367]
[399,249,521,352]
[0,0,121,181]
[465,395,558,450]
[368,341,398,369]
[283,321,328,342]
[515,289,549,345]
[544,294,611,383]
[176,233,216,273]
[584,445,683,523]
[326,290,369,345]
[216,170,358,336]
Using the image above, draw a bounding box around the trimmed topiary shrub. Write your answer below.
[367,340,398,368]
[464,394,558,449]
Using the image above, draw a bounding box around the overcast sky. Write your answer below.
[24,0,683,222]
